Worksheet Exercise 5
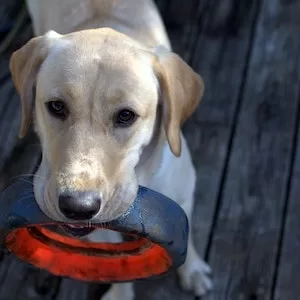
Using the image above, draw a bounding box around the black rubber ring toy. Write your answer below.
[0,177,189,283]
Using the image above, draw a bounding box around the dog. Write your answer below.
[9,0,212,299]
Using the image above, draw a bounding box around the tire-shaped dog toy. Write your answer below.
[0,178,188,283]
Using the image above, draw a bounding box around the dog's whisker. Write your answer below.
[17,179,35,187]
[19,195,36,202]
[10,174,46,182]
[27,174,46,181]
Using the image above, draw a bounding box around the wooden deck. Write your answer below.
[0,0,300,299]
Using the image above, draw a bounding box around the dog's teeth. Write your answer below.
[67,224,85,229]
[61,224,95,237]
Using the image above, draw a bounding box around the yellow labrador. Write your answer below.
[9,0,212,298]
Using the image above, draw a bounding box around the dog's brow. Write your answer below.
[48,78,83,103]
[62,84,80,101]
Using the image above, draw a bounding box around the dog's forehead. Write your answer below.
[38,30,158,101]
[48,28,150,68]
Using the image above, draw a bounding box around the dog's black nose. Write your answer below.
[58,190,101,220]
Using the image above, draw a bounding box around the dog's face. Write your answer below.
[10,28,204,229]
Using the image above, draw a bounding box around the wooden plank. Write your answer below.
[0,253,58,300]
[204,0,300,299]
[0,5,33,176]
[274,128,300,299]
[0,58,21,172]
[135,273,195,300]
[55,279,96,300]
[0,130,41,190]
[159,0,207,59]
[0,25,34,178]
[0,259,60,300]
[15,268,60,300]
[186,0,261,257]
[274,76,300,297]
[0,256,32,300]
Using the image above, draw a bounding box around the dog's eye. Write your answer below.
[115,109,136,127]
[46,100,68,120]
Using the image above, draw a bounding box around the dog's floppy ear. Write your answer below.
[9,31,60,138]
[153,46,204,157]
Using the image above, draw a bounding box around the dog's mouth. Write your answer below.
[60,224,96,237]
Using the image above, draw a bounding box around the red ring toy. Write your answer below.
[0,178,188,283]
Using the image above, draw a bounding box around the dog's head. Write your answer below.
[10,28,204,228]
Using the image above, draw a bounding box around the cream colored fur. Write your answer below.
[9,0,213,298]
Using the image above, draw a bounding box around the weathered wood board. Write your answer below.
[203,0,300,299]
[1,0,300,299]
[274,116,300,300]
